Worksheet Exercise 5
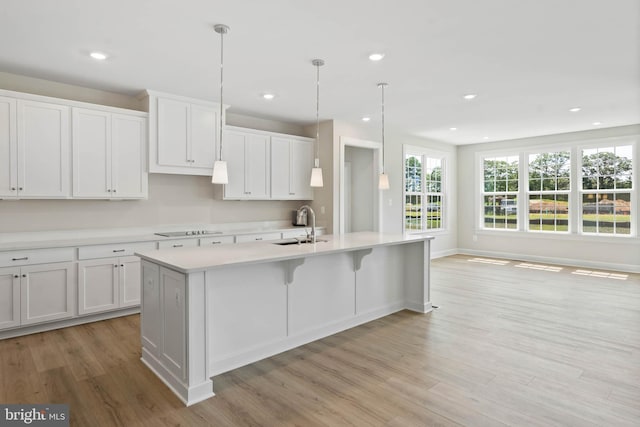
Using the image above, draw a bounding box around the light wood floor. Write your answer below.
[1,254,639,426]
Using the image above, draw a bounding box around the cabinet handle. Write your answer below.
[114,264,118,268]
[107,189,112,192]
[113,249,125,253]
[18,187,23,191]
[173,244,183,248]
[255,237,263,241]
[14,275,19,278]
[289,192,295,195]
[22,274,26,278]
[12,257,28,261]
[11,187,16,191]
[120,264,124,267]
[211,241,222,244]
[113,189,116,193]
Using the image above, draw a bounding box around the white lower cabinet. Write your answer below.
[0,267,20,330]
[20,262,74,326]
[78,255,141,315]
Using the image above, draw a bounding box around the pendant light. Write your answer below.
[309,59,325,187]
[378,82,390,190]
[212,24,230,184]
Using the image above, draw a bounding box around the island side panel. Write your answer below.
[355,245,406,316]
[207,262,288,375]
[402,240,432,313]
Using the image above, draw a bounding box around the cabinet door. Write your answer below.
[21,262,74,325]
[290,138,314,200]
[157,98,190,167]
[119,256,141,308]
[189,104,217,169]
[78,258,118,315]
[222,130,248,199]
[112,114,147,198]
[0,97,18,198]
[244,133,270,199]
[270,137,291,199]
[271,136,314,200]
[17,100,71,198]
[160,267,186,381]
[0,267,20,330]
[72,108,111,198]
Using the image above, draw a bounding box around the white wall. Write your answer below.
[457,125,640,272]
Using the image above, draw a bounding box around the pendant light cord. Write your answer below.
[381,83,386,173]
[315,62,320,160]
[219,28,224,161]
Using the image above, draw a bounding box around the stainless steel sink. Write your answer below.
[273,238,328,246]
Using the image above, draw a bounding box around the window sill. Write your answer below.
[475,228,638,244]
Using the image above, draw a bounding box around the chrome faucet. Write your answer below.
[296,205,317,243]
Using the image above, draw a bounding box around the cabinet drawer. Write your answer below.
[199,235,235,246]
[158,238,199,250]
[0,247,74,268]
[235,232,282,243]
[78,241,156,260]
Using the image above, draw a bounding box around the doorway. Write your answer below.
[339,137,383,234]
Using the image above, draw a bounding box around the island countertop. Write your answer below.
[136,231,434,274]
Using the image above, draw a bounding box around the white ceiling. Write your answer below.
[1,0,638,144]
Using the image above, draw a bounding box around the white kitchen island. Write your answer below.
[136,231,434,406]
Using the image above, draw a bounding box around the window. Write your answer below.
[482,155,519,229]
[527,151,571,232]
[580,145,633,235]
[404,151,444,232]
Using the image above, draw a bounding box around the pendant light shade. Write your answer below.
[212,24,230,184]
[310,59,324,188]
[378,82,389,190]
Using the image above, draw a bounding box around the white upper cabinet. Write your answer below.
[72,107,147,199]
[144,91,224,176]
[223,127,270,200]
[271,136,314,200]
[0,96,17,198]
[1,99,71,199]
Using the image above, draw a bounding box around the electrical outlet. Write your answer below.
[388,198,392,207]
[320,206,325,215]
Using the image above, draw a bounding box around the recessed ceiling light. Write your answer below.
[369,53,385,61]
[592,121,602,126]
[483,136,489,140]
[463,94,477,100]
[449,127,457,131]
[262,93,275,100]
[362,117,371,122]
[90,52,107,60]
[569,107,581,112]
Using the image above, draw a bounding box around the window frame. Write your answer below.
[403,145,447,234]
[476,136,637,238]
[479,153,520,231]
[578,141,635,236]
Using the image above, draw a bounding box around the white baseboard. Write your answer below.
[455,248,640,273]
[431,249,458,259]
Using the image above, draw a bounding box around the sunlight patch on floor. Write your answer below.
[468,258,510,265]
[572,269,628,280]
[515,262,563,272]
